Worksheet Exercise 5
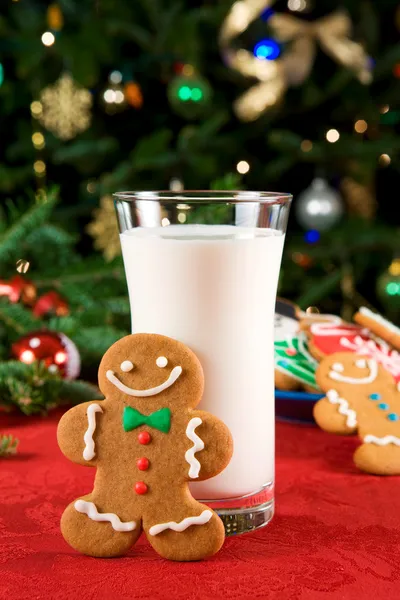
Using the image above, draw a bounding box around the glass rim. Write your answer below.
[113,190,292,204]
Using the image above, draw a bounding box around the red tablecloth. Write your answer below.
[1,411,400,600]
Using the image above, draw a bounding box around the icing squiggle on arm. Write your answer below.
[185,417,204,478]
[327,389,357,428]
[148,510,213,536]
[74,500,136,532]
[364,434,400,447]
[83,404,103,461]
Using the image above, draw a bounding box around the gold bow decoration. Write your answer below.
[219,0,372,121]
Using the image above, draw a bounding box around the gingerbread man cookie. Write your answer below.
[313,352,400,475]
[58,333,233,560]
[354,306,400,352]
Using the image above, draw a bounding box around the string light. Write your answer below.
[182,64,194,77]
[253,39,280,61]
[326,129,340,143]
[33,160,46,175]
[301,139,313,152]
[161,218,170,227]
[389,259,400,277]
[386,282,400,296]
[16,259,30,274]
[41,32,55,46]
[86,180,97,194]
[30,101,43,117]
[380,105,390,114]
[305,230,320,244]
[178,213,187,223]
[354,119,368,133]
[0,64,3,87]
[236,160,250,174]
[393,63,400,78]
[288,0,307,11]
[379,153,391,166]
[32,132,45,149]
[109,70,122,84]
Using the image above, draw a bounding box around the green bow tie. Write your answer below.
[123,406,171,433]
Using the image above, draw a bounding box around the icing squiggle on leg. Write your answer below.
[74,500,136,532]
[364,434,400,446]
[83,403,103,461]
[149,509,213,536]
[185,417,204,478]
[326,389,357,428]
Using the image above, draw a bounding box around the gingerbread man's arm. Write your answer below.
[185,410,233,481]
[57,401,105,466]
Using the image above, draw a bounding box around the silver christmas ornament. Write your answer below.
[295,178,344,231]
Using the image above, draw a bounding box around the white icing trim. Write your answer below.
[359,307,400,336]
[364,434,400,447]
[329,359,378,385]
[332,363,344,373]
[148,509,213,536]
[297,332,319,366]
[326,389,357,428]
[310,323,363,336]
[185,417,204,478]
[74,500,136,532]
[106,366,182,397]
[83,404,103,461]
[299,312,342,325]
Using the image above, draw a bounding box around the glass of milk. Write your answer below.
[114,191,291,535]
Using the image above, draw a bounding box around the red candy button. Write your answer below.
[135,481,148,495]
[137,457,149,471]
[138,431,151,445]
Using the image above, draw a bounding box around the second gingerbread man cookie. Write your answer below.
[58,333,233,561]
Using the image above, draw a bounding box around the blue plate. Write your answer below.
[275,389,324,423]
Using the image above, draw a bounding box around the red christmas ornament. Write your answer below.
[33,291,69,317]
[11,330,80,379]
[0,275,36,305]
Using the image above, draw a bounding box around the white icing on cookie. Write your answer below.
[74,500,136,532]
[148,509,213,536]
[121,360,134,372]
[106,365,182,397]
[297,332,319,366]
[185,417,204,478]
[329,359,378,385]
[156,356,168,368]
[364,434,400,447]
[332,363,344,373]
[83,404,103,461]
[355,358,367,368]
[326,389,357,428]
[359,307,400,336]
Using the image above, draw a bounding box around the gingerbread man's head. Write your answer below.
[316,351,395,398]
[98,333,204,411]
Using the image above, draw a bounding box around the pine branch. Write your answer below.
[0,434,19,457]
[57,379,103,404]
[0,188,58,265]
[0,300,41,337]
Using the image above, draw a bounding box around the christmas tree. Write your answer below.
[1,0,400,419]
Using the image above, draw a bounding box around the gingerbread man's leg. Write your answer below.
[61,493,142,557]
[143,492,225,561]
[353,442,400,475]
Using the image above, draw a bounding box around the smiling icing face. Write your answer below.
[98,333,204,409]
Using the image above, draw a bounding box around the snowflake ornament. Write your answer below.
[38,73,92,140]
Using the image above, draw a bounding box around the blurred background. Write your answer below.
[0,0,400,418]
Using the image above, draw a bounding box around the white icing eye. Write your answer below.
[355,359,367,369]
[120,360,134,372]
[156,356,168,368]
[332,363,344,373]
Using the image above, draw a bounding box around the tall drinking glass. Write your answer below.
[114,191,292,535]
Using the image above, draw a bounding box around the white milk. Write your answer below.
[120,225,285,499]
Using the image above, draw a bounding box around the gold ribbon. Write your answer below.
[219,0,372,121]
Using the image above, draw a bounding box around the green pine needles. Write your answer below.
[0,189,130,415]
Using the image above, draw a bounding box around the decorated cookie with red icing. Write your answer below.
[354,307,400,352]
[314,352,400,475]
[308,322,400,383]
[57,333,233,561]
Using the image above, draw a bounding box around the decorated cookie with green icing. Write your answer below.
[275,333,320,391]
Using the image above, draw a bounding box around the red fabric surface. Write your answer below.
[1,411,400,600]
